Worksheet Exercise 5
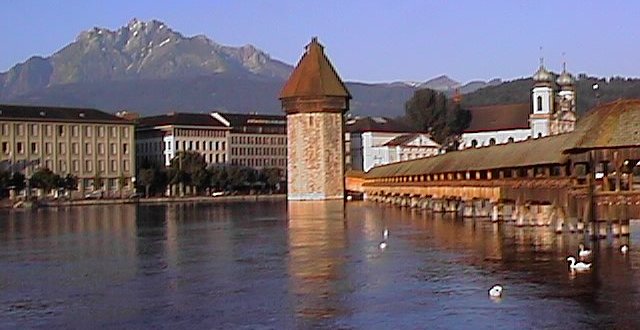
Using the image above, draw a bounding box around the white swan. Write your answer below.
[379,241,387,249]
[621,244,629,254]
[489,285,503,297]
[566,256,592,271]
[383,228,389,240]
[578,244,592,258]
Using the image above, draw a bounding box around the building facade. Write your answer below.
[211,112,287,171]
[346,116,439,172]
[460,61,577,149]
[0,104,136,197]
[136,113,230,167]
[280,37,351,201]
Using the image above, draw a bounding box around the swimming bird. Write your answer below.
[566,256,592,271]
[621,244,629,254]
[578,243,592,258]
[383,228,389,240]
[379,241,387,249]
[489,285,503,298]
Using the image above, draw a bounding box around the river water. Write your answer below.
[1,201,639,329]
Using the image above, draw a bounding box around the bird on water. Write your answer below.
[566,256,592,271]
[489,285,503,298]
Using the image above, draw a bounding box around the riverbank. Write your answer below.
[6,194,287,209]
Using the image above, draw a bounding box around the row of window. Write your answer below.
[231,136,286,145]
[1,123,130,138]
[175,128,225,138]
[231,147,286,157]
[231,158,286,167]
[175,140,226,152]
[2,142,128,156]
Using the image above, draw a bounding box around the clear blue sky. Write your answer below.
[1,1,638,83]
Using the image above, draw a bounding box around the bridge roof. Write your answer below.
[565,99,640,151]
[365,99,640,178]
[365,133,575,178]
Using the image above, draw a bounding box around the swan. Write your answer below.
[566,256,592,271]
[379,241,387,249]
[578,244,592,258]
[621,244,629,254]
[489,285,503,297]
[383,228,389,240]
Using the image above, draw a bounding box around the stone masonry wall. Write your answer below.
[287,112,345,200]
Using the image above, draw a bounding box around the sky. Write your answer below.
[1,1,639,83]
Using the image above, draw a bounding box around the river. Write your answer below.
[1,201,639,329]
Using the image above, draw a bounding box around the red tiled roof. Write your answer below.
[346,116,415,133]
[279,37,351,99]
[463,103,530,133]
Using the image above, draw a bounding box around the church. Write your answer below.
[459,61,577,149]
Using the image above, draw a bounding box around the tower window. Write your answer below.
[537,96,542,111]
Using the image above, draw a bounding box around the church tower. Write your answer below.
[530,59,555,138]
[279,38,351,201]
[554,63,577,134]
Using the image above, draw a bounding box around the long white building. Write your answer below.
[460,61,577,149]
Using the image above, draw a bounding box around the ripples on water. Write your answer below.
[0,201,639,329]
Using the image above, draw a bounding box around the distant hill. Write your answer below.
[461,74,640,115]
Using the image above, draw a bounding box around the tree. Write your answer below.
[30,168,58,195]
[118,174,127,198]
[169,151,207,195]
[138,168,155,198]
[63,174,78,192]
[404,88,470,146]
[192,169,210,195]
[259,167,282,193]
[8,172,25,195]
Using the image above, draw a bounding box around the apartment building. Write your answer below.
[212,112,287,170]
[0,104,136,196]
[136,112,230,167]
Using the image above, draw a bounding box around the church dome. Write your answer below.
[532,64,553,83]
[556,65,575,87]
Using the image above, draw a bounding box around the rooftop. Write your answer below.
[346,116,415,133]
[463,103,530,133]
[138,112,227,128]
[0,104,131,124]
[279,37,351,100]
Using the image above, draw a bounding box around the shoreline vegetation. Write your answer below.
[3,194,287,210]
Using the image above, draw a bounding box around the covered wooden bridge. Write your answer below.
[352,100,640,237]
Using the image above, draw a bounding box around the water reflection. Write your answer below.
[287,201,347,325]
[0,201,640,328]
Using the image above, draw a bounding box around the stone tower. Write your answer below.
[279,37,351,201]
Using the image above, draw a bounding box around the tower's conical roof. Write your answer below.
[279,37,351,99]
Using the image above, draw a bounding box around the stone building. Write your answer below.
[460,61,577,149]
[279,37,351,200]
[0,104,136,197]
[211,112,287,171]
[136,112,230,167]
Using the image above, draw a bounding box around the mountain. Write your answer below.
[0,19,291,98]
[0,19,419,117]
[421,75,460,92]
